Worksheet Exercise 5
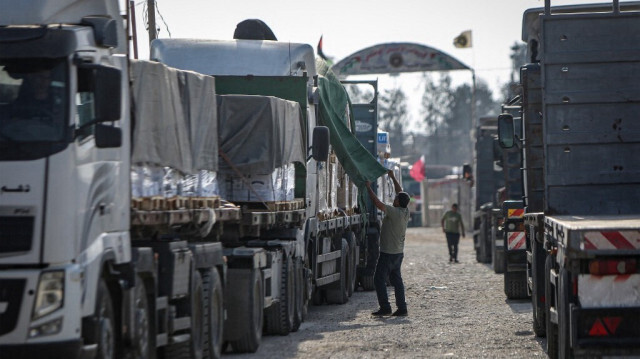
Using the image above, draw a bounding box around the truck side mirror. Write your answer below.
[79,63,122,122]
[312,126,330,162]
[94,65,122,122]
[497,113,515,149]
[95,124,122,148]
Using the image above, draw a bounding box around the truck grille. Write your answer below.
[0,216,34,253]
[0,279,26,335]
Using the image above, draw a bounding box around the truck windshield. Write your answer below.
[0,58,69,160]
[0,58,68,143]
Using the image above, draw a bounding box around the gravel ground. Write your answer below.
[226,227,547,358]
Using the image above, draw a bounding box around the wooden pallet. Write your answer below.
[341,207,355,216]
[133,196,167,211]
[317,208,340,221]
[132,195,221,211]
[235,198,305,211]
[187,196,220,209]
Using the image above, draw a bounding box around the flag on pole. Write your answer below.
[453,30,472,48]
[409,156,425,182]
[317,35,328,61]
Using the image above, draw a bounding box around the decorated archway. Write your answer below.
[332,42,470,77]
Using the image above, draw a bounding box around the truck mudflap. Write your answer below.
[505,247,527,272]
[573,306,640,352]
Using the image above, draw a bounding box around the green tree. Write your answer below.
[420,73,453,135]
[501,42,528,102]
[420,74,498,166]
[378,87,409,159]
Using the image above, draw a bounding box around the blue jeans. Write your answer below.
[374,252,406,311]
[446,232,460,260]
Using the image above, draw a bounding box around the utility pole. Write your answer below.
[129,1,139,59]
[147,0,156,44]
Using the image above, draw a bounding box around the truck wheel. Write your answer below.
[558,268,573,359]
[311,287,324,306]
[474,234,482,262]
[531,239,546,337]
[202,269,224,359]
[361,230,379,291]
[504,270,529,299]
[265,254,294,335]
[229,269,263,353]
[132,275,153,359]
[291,257,304,332]
[345,232,357,297]
[477,218,491,263]
[326,238,349,304]
[361,275,375,291]
[164,270,204,359]
[91,279,116,359]
[191,271,205,359]
[493,249,505,274]
[545,255,559,359]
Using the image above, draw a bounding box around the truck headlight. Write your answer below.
[32,271,64,320]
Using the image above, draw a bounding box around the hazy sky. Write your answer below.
[129,0,629,131]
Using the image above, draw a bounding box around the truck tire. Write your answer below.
[229,269,263,353]
[504,270,529,299]
[345,232,357,297]
[493,249,505,274]
[265,254,294,335]
[202,269,224,359]
[165,270,204,359]
[132,275,153,359]
[361,230,379,291]
[558,268,573,359]
[477,218,491,263]
[361,275,375,291]
[291,257,304,332]
[326,238,349,304]
[531,239,546,337]
[89,279,116,359]
[545,255,559,359]
[311,287,324,306]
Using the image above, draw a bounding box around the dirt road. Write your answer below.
[227,227,547,358]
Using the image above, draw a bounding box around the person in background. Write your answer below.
[366,170,411,317]
[441,203,465,263]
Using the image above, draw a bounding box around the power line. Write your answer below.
[154,1,172,38]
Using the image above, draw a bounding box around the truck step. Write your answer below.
[171,317,191,332]
[316,273,340,287]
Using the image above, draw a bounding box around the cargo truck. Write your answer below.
[481,99,524,278]
[472,117,504,264]
[499,1,640,357]
[149,36,378,308]
[498,99,528,299]
[0,1,381,358]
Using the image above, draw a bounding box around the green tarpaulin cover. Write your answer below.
[315,58,387,187]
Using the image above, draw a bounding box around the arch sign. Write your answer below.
[332,42,470,77]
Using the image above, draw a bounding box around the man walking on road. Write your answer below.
[365,170,411,317]
[441,203,465,263]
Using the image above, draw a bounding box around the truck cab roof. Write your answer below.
[0,0,127,54]
[522,1,640,43]
[150,39,317,78]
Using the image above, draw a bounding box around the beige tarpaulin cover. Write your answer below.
[216,94,305,174]
[130,60,218,174]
